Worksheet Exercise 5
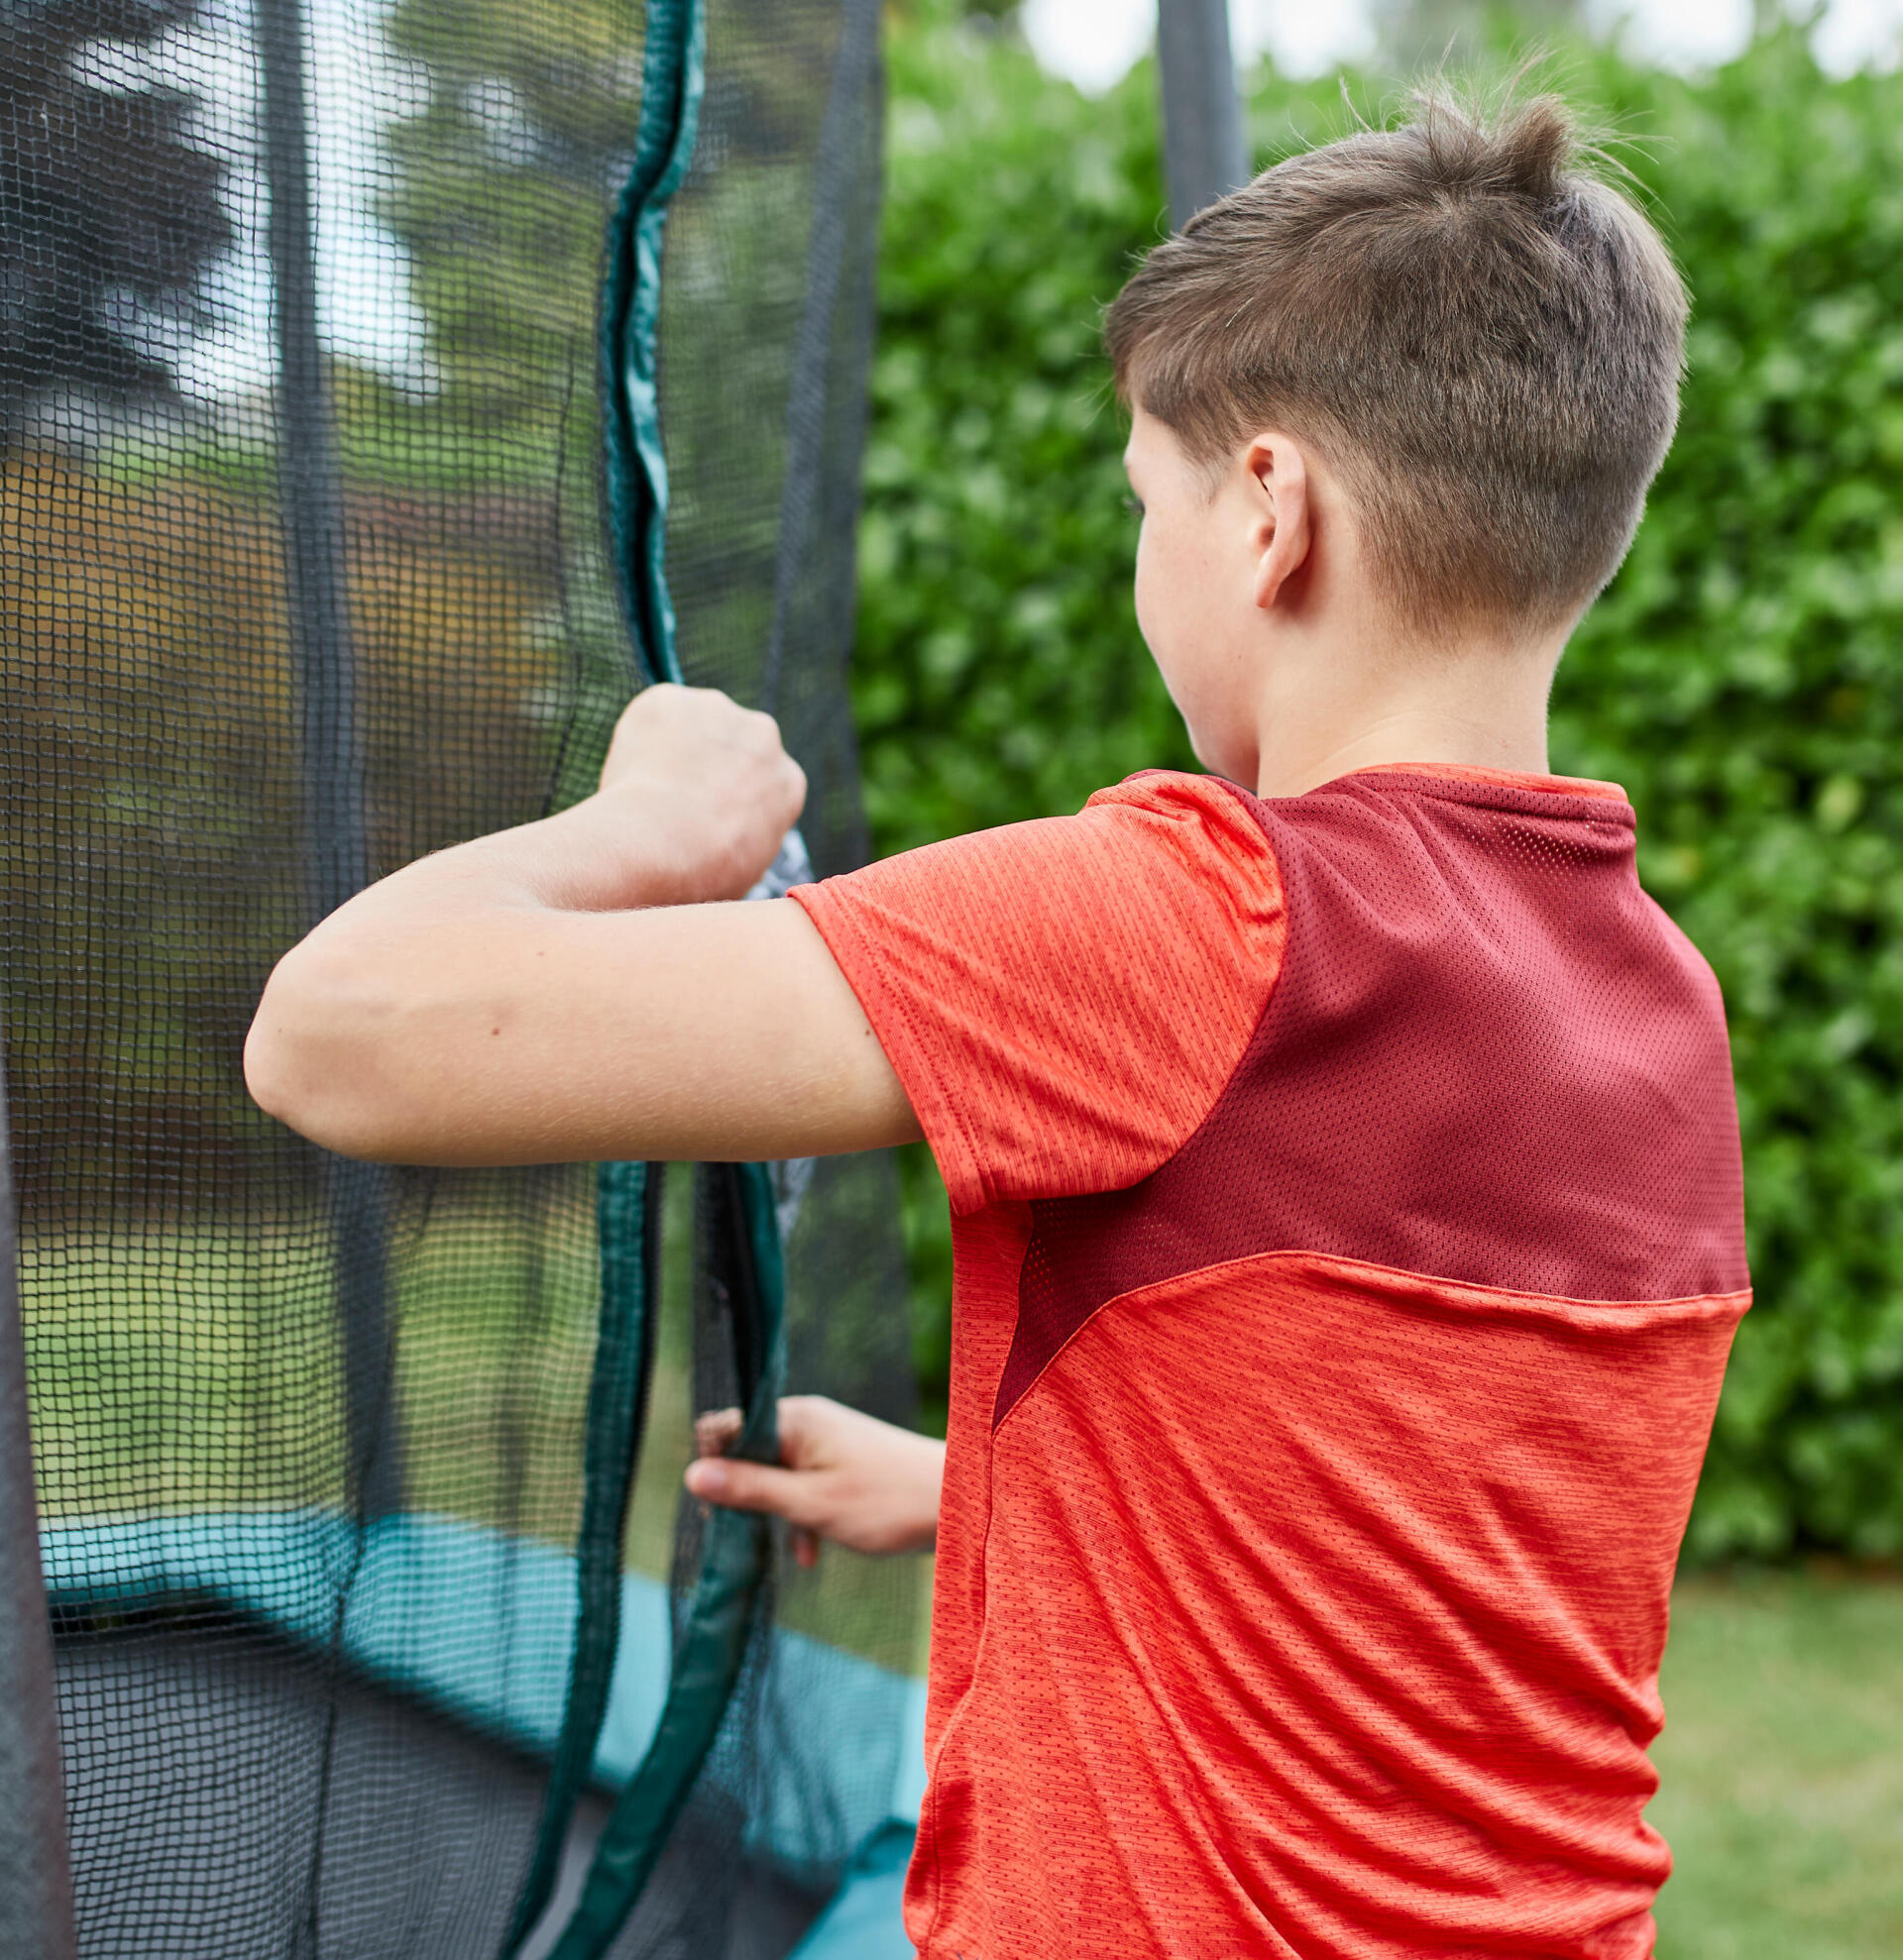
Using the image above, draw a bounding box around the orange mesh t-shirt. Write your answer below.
[789,765,1747,1960]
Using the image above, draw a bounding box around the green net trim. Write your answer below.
[502,3,791,1952]
[500,1162,663,1956]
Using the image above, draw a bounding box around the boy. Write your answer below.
[247,90,1747,1960]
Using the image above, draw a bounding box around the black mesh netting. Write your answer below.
[0,0,916,1954]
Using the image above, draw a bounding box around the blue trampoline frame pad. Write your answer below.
[41,1511,924,1958]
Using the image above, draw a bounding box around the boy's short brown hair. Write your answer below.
[1104,90,1687,636]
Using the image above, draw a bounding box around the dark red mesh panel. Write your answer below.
[996,773,1747,1426]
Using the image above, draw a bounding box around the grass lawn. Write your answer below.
[1650,1570,1903,1959]
[22,1189,921,1672]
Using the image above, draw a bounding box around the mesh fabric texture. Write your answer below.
[1000,771,1748,1420]
[0,0,913,1954]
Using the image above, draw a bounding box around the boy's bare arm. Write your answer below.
[244,686,923,1166]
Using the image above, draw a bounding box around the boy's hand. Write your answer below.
[585,684,807,907]
[685,1395,945,1567]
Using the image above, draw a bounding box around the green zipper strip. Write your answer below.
[538,1161,786,1960]
[600,0,702,691]
[499,1161,661,1957]
[503,1,790,1951]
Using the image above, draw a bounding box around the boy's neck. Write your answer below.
[1249,619,1566,801]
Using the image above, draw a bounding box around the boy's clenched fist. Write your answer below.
[589,684,807,907]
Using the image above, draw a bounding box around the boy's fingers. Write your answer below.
[696,1395,840,1471]
[771,1395,840,1466]
[693,1407,743,1457]
[684,1454,828,1529]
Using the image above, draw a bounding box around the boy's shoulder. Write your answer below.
[791,762,1727,1229]
[790,769,1287,1213]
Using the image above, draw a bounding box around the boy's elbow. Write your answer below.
[245,943,407,1161]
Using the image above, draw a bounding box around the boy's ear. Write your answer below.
[1247,434,1312,613]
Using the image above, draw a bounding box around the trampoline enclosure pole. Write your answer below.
[0,1043,79,1960]
[255,0,400,1517]
[1156,0,1248,229]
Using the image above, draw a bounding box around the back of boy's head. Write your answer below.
[1105,88,1688,639]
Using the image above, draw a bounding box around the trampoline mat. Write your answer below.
[55,1613,819,1960]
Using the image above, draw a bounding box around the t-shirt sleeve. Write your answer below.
[788,772,1287,1214]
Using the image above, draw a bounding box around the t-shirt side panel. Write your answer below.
[786,773,1287,1215]
[922,1252,1743,1960]
[904,1199,1031,1956]
[922,1202,1026,1737]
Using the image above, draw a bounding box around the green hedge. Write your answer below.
[857,12,1903,1559]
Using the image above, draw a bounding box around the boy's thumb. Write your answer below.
[685,1455,815,1526]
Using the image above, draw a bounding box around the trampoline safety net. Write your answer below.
[0,0,919,1955]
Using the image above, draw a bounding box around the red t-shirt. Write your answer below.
[790,765,1747,1960]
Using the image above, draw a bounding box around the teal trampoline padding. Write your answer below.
[40,1510,926,1840]
[787,1819,916,1960]
[41,1510,665,1782]
[892,1678,928,1821]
